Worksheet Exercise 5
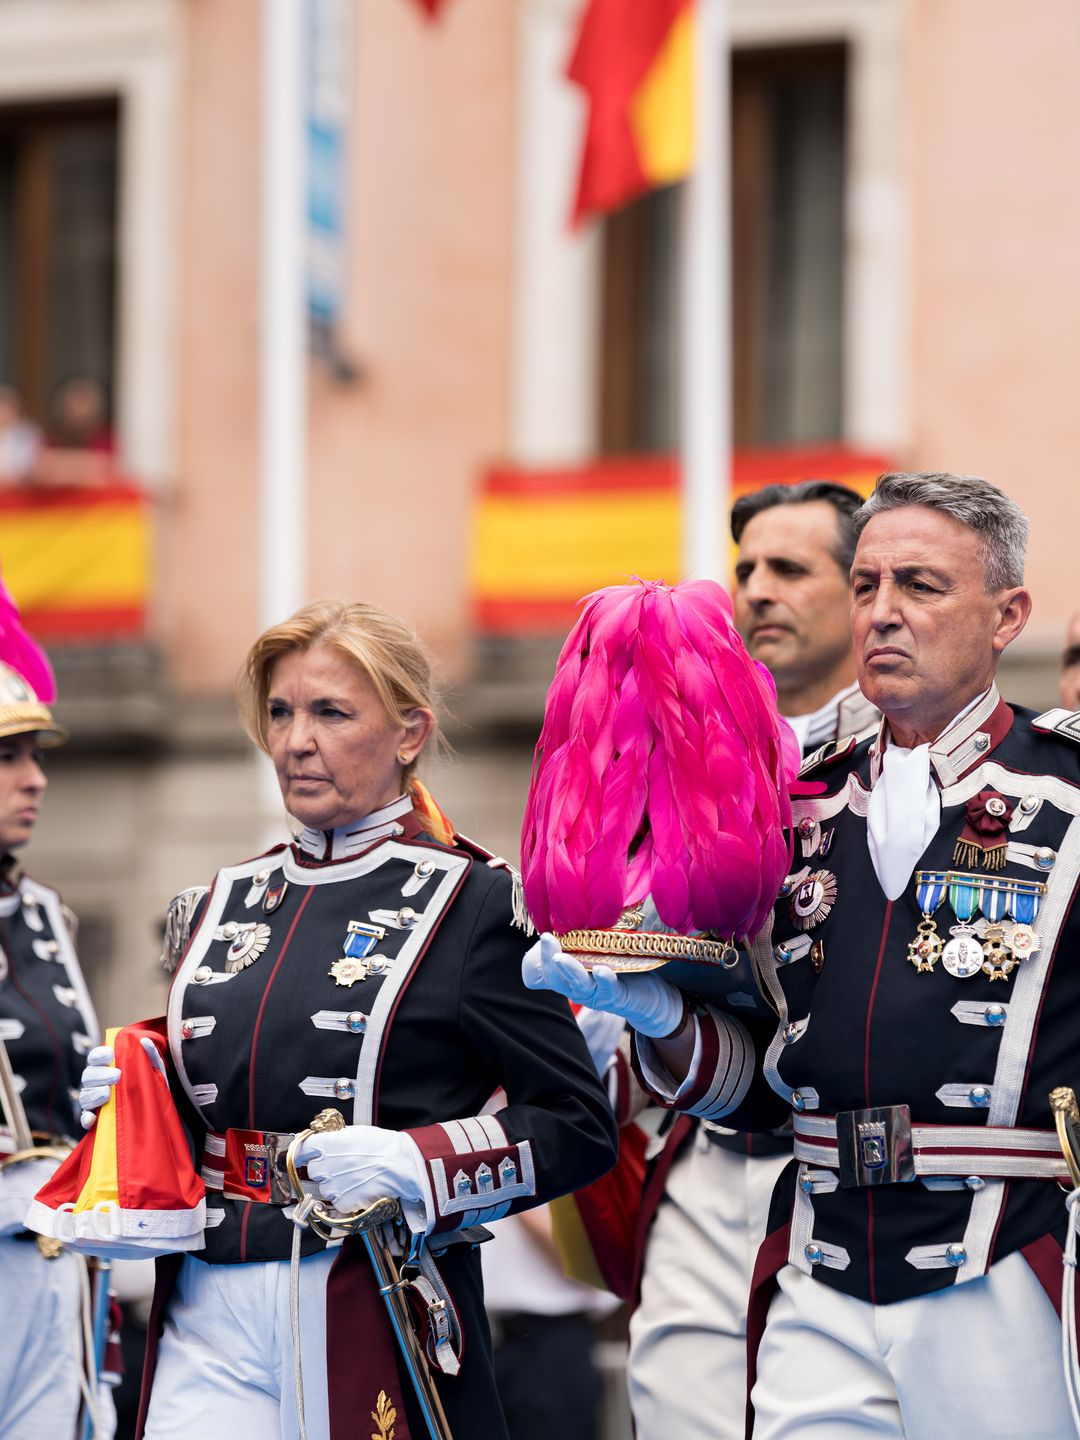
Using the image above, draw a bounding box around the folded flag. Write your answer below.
[26,1019,205,1258]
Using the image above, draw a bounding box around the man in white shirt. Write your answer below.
[732,480,879,752]
[530,471,1080,1438]
[625,482,878,1439]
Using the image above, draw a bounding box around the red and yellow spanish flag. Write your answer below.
[568,0,694,224]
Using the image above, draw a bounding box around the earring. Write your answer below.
[397,751,410,765]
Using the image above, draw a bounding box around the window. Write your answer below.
[0,99,119,433]
[600,43,847,453]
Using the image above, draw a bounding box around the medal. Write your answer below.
[941,926,985,979]
[908,872,947,973]
[790,870,837,931]
[215,921,272,973]
[819,829,835,859]
[978,923,1013,982]
[328,921,386,987]
[810,939,826,974]
[941,874,983,978]
[1004,921,1041,961]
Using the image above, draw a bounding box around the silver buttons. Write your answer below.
[984,1004,1006,1026]
[397,907,420,928]
[798,818,817,839]
[415,860,435,878]
[333,1077,355,1100]
[969,1086,991,1107]
[181,1019,194,1040]
[791,1090,807,1112]
[799,1174,814,1194]
[1019,795,1038,814]
[220,922,240,941]
[255,869,270,885]
[973,733,990,753]
[346,1011,367,1034]
[985,796,1007,818]
[965,1176,985,1191]
[782,1023,800,1045]
[945,1243,967,1266]
[1035,847,1056,870]
[193,966,213,984]
[804,1243,823,1265]
[774,943,794,965]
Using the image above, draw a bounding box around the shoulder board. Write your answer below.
[452,834,534,936]
[1032,708,1080,746]
[162,885,210,973]
[60,902,79,942]
[798,734,858,778]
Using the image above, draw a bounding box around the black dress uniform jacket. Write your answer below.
[155,804,617,1437]
[0,861,97,1153]
[644,689,1080,1307]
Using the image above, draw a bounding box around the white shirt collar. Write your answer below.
[296,793,413,861]
[787,679,878,756]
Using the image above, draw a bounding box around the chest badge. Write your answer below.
[216,921,272,973]
[790,870,837,931]
[262,879,288,914]
[329,921,387,987]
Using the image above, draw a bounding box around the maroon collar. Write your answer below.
[868,685,1013,789]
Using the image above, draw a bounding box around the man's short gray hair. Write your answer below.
[854,472,1028,591]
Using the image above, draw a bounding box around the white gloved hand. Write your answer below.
[575,1007,626,1076]
[522,933,685,1039]
[79,1038,166,1129]
[294,1125,433,1233]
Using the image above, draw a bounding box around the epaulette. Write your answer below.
[453,834,534,936]
[798,734,858,778]
[60,902,79,942]
[161,886,210,973]
[1032,708,1080,746]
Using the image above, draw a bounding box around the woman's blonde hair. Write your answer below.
[237,600,440,780]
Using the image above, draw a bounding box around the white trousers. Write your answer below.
[752,1249,1074,1439]
[146,1250,335,1440]
[0,1236,83,1440]
[628,1131,789,1440]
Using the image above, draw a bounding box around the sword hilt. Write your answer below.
[1050,1087,1080,1189]
[285,1108,403,1240]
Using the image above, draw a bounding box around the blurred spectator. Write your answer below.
[0,385,43,484]
[38,377,114,486]
[1060,610,1080,710]
[483,1204,618,1440]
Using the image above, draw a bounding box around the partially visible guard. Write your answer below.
[0,574,118,1440]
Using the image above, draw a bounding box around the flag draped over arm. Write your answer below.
[568,0,694,225]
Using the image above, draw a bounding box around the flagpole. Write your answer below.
[259,0,308,840]
[679,0,730,583]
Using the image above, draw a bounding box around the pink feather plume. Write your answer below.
[0,570,55,703]
[520,578,795,939]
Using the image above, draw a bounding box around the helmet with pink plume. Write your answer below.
[520,578,797,943]
[0,570,65,746]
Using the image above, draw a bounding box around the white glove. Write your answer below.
[522,933,685,1039]
[294,1125,433,1233]
[79,1038,166,1128]
[576,1007,626,1076]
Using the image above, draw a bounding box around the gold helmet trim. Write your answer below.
[0,702,67,747]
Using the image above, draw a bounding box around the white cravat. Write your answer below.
[866,741,939,900]
[865,691,989,900]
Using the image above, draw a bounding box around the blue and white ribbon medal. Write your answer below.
[908,871,948,973]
